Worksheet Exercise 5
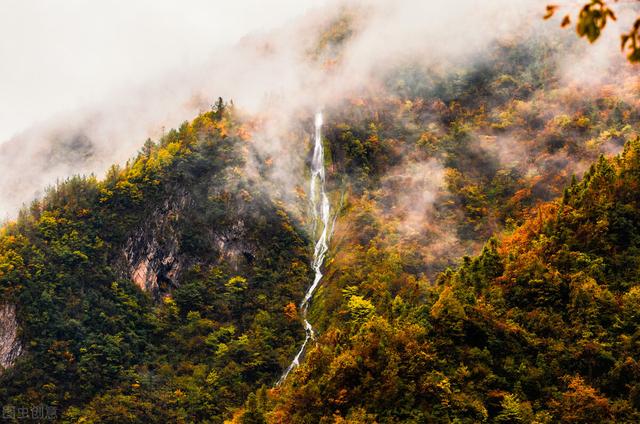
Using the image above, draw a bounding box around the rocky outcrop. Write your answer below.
[212,219,257,271]
[127,242,181,295]
[122,188,261,298]
[0,303,22,372]
[123,194,188,297]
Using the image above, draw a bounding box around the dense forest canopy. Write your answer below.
[1,2,640,423]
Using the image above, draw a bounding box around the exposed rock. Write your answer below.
[0,303,22,372]
[122,188,260,298]
[212,219,257,271]
[124,194,187,298]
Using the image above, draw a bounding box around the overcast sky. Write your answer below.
[0,0,326,142]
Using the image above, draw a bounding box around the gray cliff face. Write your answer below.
[123,194,188,297]
[212,218,257,272]
[122,188,260,298]
[0,303,22,372]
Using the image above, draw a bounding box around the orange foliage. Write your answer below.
[284,302,298,322]
[499,203,559,256]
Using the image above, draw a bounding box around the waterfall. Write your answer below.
[278,111,330,385]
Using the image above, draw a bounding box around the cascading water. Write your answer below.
[278,111,331,385]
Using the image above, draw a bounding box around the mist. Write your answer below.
[0,0,632,218]
[0,0,327,217]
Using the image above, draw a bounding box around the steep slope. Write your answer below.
[0,103,313,422]
[0,303,21,371]
[229,34,640,424]
[2,30,640,423]
[258,139,640,423]
[319,39,640,281]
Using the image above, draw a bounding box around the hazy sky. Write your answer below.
[0,0,326,142]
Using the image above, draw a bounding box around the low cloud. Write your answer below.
[0,0,632,218]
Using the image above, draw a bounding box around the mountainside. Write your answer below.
[2,17,640,424]
[0,104,313,422]
[262,138,640,423]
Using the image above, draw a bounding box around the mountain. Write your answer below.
[0,103,313,422]
[2,11,640,424]
[262,137,640,424]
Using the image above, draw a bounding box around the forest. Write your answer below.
[2,2,640,423]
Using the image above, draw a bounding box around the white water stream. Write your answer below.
[278,112,331,385]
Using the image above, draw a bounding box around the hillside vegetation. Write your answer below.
[1,28,640,424]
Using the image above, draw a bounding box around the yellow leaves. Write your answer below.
[215,343,229,357]
[225,276,248,293]
[145,142,180,172]
[38,214,58,229]
[492,110,516,129]
[98,187,114,203]
[327,350,359,381]
[622,136,640,170]
[622,286,640,322]
[71,250,89,263]
[162,296,179,318]
[275,208,296,235]
[202,115,230,141]
[435,376,452,395]
[551,113,572,130]
[575,115,591,129]
[128,157,147,181]
[347,295,376,324]
[417,130,438,152]
[192,114,216,135]
[155,147,172,167]
[0,243,25,280]
[229,166,244,179]
[76,208,90,218]
[206,369,220,387]
[42,382,57,393]
[366,123,379,145]
[165,140,181,156]
[455,364,471,381]
[430,286,466,323]
[115,179,143,202]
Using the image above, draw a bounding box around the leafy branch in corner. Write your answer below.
[545,0,640,62]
